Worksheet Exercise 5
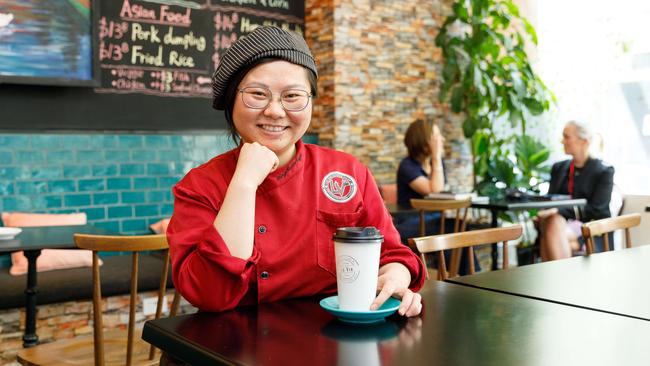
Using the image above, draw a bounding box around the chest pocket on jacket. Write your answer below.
[316,204,365,275]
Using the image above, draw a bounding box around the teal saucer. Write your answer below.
[319,296,401,324]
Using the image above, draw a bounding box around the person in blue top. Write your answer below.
[396,119,446,211]
[395,119,479,275]
[397,119,445,210]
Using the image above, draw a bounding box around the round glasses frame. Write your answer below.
[238,87,312,112]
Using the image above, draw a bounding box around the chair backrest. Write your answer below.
[581,213,642,254]
[147,217,183,317]
[379,183,397,204]
[74,234,171,366]
[410,198,472,277]
[408,225,522,280]
[410,198,472,236]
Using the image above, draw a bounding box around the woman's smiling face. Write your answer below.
[232,60,313,166]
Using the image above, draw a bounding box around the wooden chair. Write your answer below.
[18,234,176,366]
[410,198,472,236]
[581,213,642,255]
[410,198,472,276]
[379,183,398,205]
[408,225,522,280]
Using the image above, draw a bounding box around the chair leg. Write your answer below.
[449,249,461,277]
[625,228,632,249]
[127,253,139,366]
[170,291,181,317]
[468,247,475,275]
[91,252,105,366]
[438,252,448,280]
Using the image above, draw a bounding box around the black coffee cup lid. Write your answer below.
[333,227,383,242]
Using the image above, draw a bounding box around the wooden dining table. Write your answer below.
[0,224,110,347]
[448,245,650,321]
[143,280,650,365]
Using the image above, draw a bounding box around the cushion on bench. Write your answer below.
[1,212,96,275]
[0,254,174,310]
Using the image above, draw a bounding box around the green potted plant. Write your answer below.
[435,0,555,197]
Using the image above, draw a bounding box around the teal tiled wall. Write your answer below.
[0,132,318,268]
[0,133,235,235]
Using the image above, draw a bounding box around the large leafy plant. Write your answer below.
[435,0,554,196]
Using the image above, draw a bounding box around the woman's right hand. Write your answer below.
[232,142,280,188]
[428,126,443,160]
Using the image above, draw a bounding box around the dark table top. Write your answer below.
[470,197,587,211]
[385,197,586,215]
[448,245,650,320]
[384,203,416,215]
[143,281,650,366]
[0,225,111,253]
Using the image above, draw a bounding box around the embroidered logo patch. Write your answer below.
[321,171,357,203]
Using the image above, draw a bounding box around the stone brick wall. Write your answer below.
[305,0,335,147]
[305,0,473,191]
[0,291,196,366]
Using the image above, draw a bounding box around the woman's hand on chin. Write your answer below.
[233,142,279,188]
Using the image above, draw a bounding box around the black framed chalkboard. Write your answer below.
[0,0,100,87]
[0,0,305,132]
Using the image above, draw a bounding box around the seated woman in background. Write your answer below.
[538,120,614,261]
[395,119,445,242]
[394,120,479,274]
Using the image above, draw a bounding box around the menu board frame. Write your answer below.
[0,0,101,88]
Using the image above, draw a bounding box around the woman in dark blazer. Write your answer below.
[538,121,614,261]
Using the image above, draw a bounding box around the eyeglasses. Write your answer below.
[239,86,312,112]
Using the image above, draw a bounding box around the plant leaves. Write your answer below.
[504,0,520,17]
[511,70,525,96]
[489,158,516,186]
[529,148,550,166]
[522,18,538,45]
[453,2,469,21]
[451,86,465,113]
[510,108,522,127]
[435,0,554,194]
[473,132,489,155]
[463,116,479,138]
[523,97,544,115]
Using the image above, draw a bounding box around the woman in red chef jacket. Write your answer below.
[167,26,425,317]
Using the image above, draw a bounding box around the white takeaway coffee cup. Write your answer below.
[333,227,383,311]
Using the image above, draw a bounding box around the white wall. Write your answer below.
[621,195,650,246]
[529,0,650,195]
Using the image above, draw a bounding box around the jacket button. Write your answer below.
[260,271,269,279]
[258,225,267,234]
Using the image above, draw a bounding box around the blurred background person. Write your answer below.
[538,120,615,261]
[394,119,478,274]
[395,119,445,242]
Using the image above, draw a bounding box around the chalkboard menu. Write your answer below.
[0,0,305,132]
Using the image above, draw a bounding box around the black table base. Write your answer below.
[23,249,41,348]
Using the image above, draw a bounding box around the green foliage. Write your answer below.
[436,0,555,196]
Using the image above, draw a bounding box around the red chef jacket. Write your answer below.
[168,140,426,311]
